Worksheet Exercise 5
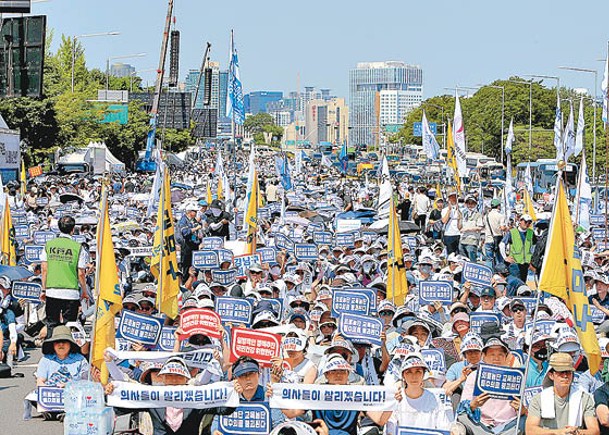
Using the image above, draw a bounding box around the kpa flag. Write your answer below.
[538,179,601,374]
[387,190,408,306]
[226,30,245,125]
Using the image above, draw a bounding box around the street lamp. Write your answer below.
[106,53,146,90]
[558,65,598,183]
[129,68,157,93]
[71,31,120,92]
[508,79,534,152]
[477,84,505,162]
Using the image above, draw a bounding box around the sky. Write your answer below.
[23,0,609,100]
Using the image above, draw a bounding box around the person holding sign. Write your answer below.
[444,334,483,411]
[384,353,453,433]
[527,353,599,435]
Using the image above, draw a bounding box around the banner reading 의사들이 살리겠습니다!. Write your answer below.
[269,383,397,411]
[107,381,240,409]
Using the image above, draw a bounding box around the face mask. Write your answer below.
[211,208,222,216]
[420,265,432,275]
[363,263,374,273]
[533,348,548,361]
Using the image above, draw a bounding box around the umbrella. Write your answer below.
[369,220,420,235]
[0,265,34,280]
[59,193,84,204]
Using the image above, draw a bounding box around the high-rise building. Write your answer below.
[349,61,422,146]
[184,62,222,110]
[245,91,283,115]
[304,98,349,146]
[110,62,135,78]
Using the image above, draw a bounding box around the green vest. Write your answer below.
[45,236,81,290]
[510,228,533,264]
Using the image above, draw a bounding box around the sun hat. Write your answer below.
[232,358,260,378]
[400,352,430,373]
[139,361,164,384]
[322,354,353,374]
[283,331,308,352]
[460,333,484,355]
[542,352,576,387]
[553,330,580,353]
[42,325,80,355]
[482,336,509,352]
[159,356,192,379]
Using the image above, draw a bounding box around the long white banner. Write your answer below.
[107,381,239,409]
[106,348,216,370]
[270,383,397,411]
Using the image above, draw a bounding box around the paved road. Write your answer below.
[0,345,63,435]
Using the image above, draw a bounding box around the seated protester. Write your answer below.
[287,309,310,331]
[282,330,317,384]
[278,354,390,435]
[383,353,453,433]
[594,339,609,434]
[404,319,433,348]
[316,338,365,385]
[527,353,599,435]
[383,339,420,387]
[459,282,482,311]
[109,356,235,435]
[444,333,483,410]
[553,329,589,374]
[502,299,528,346]
[476,286,499,312]
[316,312,338,346]
[0,296,18,363]
[36,325,88,386]
[450,312,471,354]
[352,335,389,386]
[441,302,470,337]
[494,262,525,298]
[458,335,522,434]
[523,331,552,388]
[579,337,609,395]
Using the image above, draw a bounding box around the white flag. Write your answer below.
[503,155,514,220]
[421,111,440,160]
[453,95,467,177]
[574,150,592,230]
[553,94,563,159]
[321,154,332,168]
[524,163,533,197]
[377,156,392,219]
[505,118,515,155]
[574,96,584,158]
[563,101,575,161]
[603,55,609,124]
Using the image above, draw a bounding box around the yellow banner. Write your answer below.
[245,169,259,254]
[387,193,408,306]
[1,196,16,266]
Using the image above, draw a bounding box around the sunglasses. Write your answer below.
[452,308,467,315]
[379,311,394,317]
[511,306,526,313]
[250,271,262,275]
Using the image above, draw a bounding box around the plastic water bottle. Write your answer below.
[64,411,85,435]
[97,407,115,435]
[64,380,104,411]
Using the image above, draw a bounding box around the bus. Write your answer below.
[516,159,578,197]
[479,162,506,181]
[466,152,496,171]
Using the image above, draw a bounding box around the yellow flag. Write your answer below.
[538,180,601,373]
[207,180,213,204]
[217,177,223,200]
[150,167,180,319]
[522,189,537,221]
[1,196,16,266]
[91,186,122,384]
[20,159,26,198]
[446,121,461,192]
[435,182,442,200]
[245,169,259,255]
[387,194,408,306]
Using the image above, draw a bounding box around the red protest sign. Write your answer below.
[230,328,281,367]
[179,309,222,340]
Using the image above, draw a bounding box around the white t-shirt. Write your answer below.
[441,206,461,236]
[387,388,453,433]
[484,209,507,244]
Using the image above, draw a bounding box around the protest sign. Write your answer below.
[524,320,556,335]
[107,348,216,370]
[192,250,220,269]
[12,213,27,225]
[270,383,397,411]
[336,219,362,233]
[462,262,493,286]
[590,214,607,227]
[469,312,501,335]
[219,403,270,435]
[33,231,56,245]
[217,248,234,265]
[593,228,609,240]
[591,306,607,324]
[419,281,453,306]
[345,287,378,313]
[257,247,277,264]
[338,313,383,346]
[405,236,418,251]
[519,297,538,315]
[473,363,524,399]
[332,289,372,317]
[14,224,29,239]
[522,386,544,408]
[307,222,324,232]
[37,386,64,412]
[179,308,222,340]
[128,246,153,257]
[12,281,42,302]
[107,381,240,409]
[421,348,446,373]
[125,207,139,220]
[211,269,238,286]
[274,233,295,252]
[202,236,224,250]
[312,231,333,245]
[230,328,281,367]
[398,428,450,435]
[154,327,179,352]
[215,297,252,326]
[117,311,163,346]
[334,232,356,247]
[36,197,49,208]
[233,253,262,279]
[72,235,87,244]
[257,207,271,221]
[268,298,284,321]
[294,243,318,261]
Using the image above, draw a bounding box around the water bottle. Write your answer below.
[97,407,115,435]
[82,410,100,435]
[64,410,85,435]
[64,380,104,411]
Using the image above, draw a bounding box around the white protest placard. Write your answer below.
[336,219,362,233]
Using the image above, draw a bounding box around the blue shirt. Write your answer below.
[526,359,549,388]
[35,353,89,386]
[446,361,467,382]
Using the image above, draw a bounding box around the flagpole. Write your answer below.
[157,165,165,313]
[88,183,108,381]
[605,40,609,245]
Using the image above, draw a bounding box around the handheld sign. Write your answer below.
[345,287,378,313]
[522,386,544,408]
[524,320,555,335]
[593,228,609,240]
[230,328,281,367]
[33,231,56,245]
[14,224,29,239]
[312,231,333,245]
[128,246,153,257]
[519,297,539,315]
[405,236,418,251]
[24,245,44,262]
[125,207,139,220]
[332,289,372,318]
[307,222,324,232]
[257,247,277,264]
[215,297,252,326]
[192,250,220,269]
[217,248,234,265]
[233,253,262,279]
[591,306,607,324]
[202,237,224,250]
[219,403,270,435]
[473,363,524,399]
[419,281,453,306]
[179,308,222,340]
[469,312,501,335]
[421,348,446,373]
[335,232,356,247]
[36,197,49,208]
[462,262,493,286]
[398,428,450,435]
[211,269,237,286]
[338,313,383,346]
[12,213,27,225]
[154,326,180,352]
[294,243,318,261]
[37,386,64,412]
[12,281,42,302]
[274,233,295,252]
[117,311,163,346]
[590,214,607,227]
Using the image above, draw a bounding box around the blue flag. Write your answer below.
[275,153,292,191]
[339,143,348,174]
[226,30,245,125]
